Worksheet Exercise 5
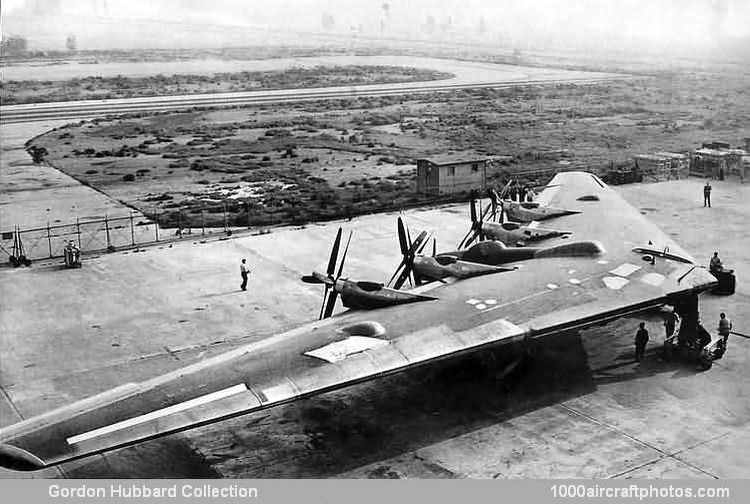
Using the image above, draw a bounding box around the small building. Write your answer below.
[416,154,492,196]
[692,148,745,179]
[634,154,671,182]
[654,152,689,179]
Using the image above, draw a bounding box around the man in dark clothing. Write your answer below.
[718,312,732,345]
[709,252,723,274]
[703,182,712,207]
[240,258,250,291]
[635,322,649,362]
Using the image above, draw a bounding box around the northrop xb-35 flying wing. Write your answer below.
[0,172,718,471]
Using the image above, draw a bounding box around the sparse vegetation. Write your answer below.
[1,65,453,105]
[25,59,750,229]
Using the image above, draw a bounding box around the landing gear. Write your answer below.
[663,294,726,371]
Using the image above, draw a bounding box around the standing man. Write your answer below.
[718,313,732,345]
[634,322,649,362]
[703,181,712,208]
[240,258,250,291]
[709,252,723,274]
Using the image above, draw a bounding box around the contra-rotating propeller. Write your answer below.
[387,217,430,290]
[458,189,494,249]
[301,227,352,319]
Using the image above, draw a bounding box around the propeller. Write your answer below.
[458,190,486,249]
[458,191,495,249]
[301,227,352,319]
[388,217,428,290]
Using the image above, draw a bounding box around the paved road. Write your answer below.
[1,56,627,123]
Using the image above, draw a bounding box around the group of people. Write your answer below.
[634,311,733,363]
[508,185,535,203]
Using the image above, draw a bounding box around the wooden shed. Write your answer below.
[416,155,491,196]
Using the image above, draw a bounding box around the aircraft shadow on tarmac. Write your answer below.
[56,327,701,479]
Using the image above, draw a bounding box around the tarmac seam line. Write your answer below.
[607,430,728,479]
[557,403,719,479]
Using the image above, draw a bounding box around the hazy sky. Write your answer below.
[2,0,748,52]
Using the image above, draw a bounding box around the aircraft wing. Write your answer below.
[0,172,717,471]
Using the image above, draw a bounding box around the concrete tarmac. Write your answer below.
[0,179,748,479]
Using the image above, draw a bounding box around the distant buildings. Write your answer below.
[691,141,747,180]
[636,140,748,182]
[634,153,688,181]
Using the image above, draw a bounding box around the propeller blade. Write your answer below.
[409,230,428,257]
[469,192,477,224]
[394,267,412,290]
[319,285,330,320]
[397,217,409,256]
[336,231,353,279]
[406,225,413,250]
[323,290,339,319]
[417,232,432,254]
[466,228,480,247]
[458,228,474,249]
[499,179,513,200]
[480,198,493,221]
[477,205,484,241]
[301,275,323,284]
[327,228,343,277]
[432,237,436,257]
[388,260,407,287]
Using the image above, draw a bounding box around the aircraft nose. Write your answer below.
[0,443,45,471]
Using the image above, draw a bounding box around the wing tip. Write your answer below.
[0,443,45,471]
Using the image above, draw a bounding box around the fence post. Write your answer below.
[46,221,52,258]
[76,218,82,249]
[154,210,160,242]
[177,210,182,238]
[105,214,111,249]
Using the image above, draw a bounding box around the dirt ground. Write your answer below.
[25,60,750,231]
[0,177,748,479]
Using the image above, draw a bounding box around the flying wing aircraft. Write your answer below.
[0,171,718,471]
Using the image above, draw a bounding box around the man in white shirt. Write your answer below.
[240,258,250,291]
